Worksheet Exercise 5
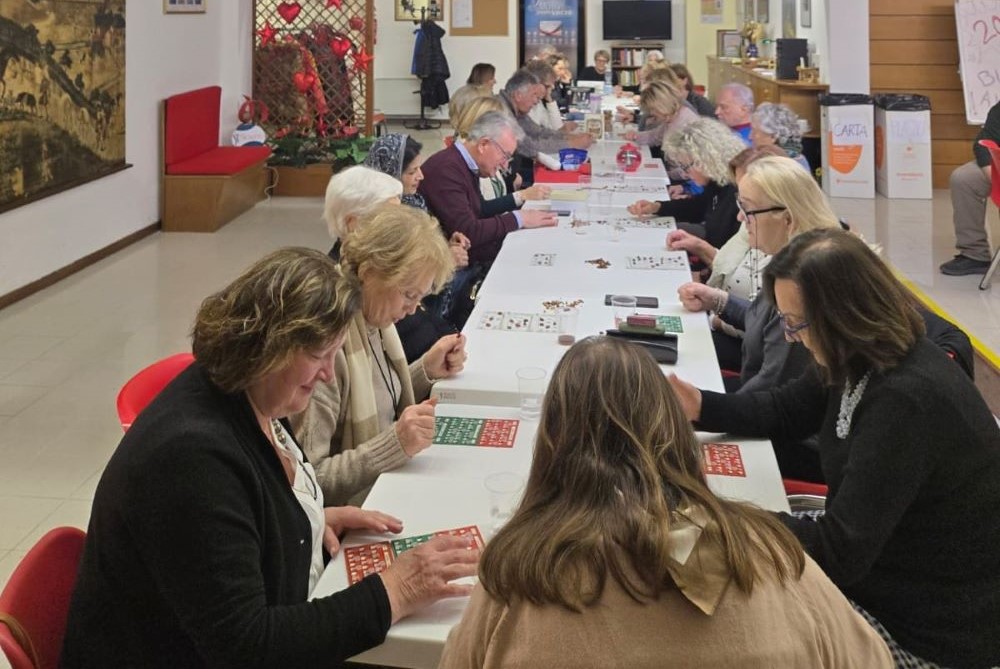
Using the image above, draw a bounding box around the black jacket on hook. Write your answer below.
[412,20,450,108]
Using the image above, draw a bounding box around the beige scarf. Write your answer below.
[341,311,415,448]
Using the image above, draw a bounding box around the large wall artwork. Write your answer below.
[0,1,127,215]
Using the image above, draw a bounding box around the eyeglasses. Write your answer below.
[675,159,695,172]
[489,138,514,165]
[776,311,810,340]
[735,194,787,220]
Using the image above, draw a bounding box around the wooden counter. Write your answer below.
[707,56,829,139]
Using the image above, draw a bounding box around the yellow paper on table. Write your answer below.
[549,190,589,201]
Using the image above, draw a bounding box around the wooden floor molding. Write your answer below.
[0,222,160,312]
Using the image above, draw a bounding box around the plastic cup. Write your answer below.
[574,205,590,235]
[594,189,612,213]
[557,307,579,346]
[485,471,524,535]
[516,367,546,420]
[609,224,624,242]
[610,295,637,326]
[578,174,592,190]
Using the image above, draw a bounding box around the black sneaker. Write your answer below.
[940,255,992,276]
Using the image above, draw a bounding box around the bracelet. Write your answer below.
[713,290,728,314]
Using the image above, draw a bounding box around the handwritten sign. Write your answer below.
[956,0,1000,124]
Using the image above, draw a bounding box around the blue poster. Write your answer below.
[522,0,582,74]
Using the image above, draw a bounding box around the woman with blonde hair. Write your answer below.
[292,206,468,505]
[628,117,747,250]
[440,336,892,668]
[672,156,842,477]
[624,74,696,149]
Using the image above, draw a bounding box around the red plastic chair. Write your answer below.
[782,479,829,497]
[975,139,1000,289]
[116,353,194,431]
[0,527,86,669]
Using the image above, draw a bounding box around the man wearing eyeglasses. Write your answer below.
[419,111,558,267]
[499,68,593,185]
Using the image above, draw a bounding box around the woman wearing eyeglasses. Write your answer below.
[669,229,1000,669]
[672,156,840,479]
[291,207,468,506]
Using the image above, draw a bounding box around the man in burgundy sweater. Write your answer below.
[419,111,557,265]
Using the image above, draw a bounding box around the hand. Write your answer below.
[627,199,659,217]
[394,398,437,456]
[449,243,469,268]
[667,184,688,199]
[568,134,593,149]
[449,231,471,250]
[667,374,702,422]
[323,507,403,555]
[520,209,559,229]
[561,120,578,133]
[518,184,551,202]
[513,173,524,190]
[615,106,634,123]
[379,535,479,623]
[677,282,724,313]
[423,333,467,379]
[666,229,708,257]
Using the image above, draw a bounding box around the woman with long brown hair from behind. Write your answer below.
[440,336,891,669]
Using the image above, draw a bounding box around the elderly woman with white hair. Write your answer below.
[323,165,402,245]
[628,117,747,250]
[751,102,811,171]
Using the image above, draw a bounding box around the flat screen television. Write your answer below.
[602,1,672,41]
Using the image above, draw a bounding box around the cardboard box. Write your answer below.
[821,103,875,199]
[875,107,932,199]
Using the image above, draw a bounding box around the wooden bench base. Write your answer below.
[162,159,269,232]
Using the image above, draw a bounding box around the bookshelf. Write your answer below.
[611,42,665,90]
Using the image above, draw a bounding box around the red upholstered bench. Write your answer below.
[162,86,271,232]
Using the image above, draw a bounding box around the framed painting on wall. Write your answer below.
[782,0,797,37]
[0,0,129,215]
[755,0,769,23]
[163,0,206,14]
[395,0,442,22]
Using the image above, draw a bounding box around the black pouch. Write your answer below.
[604,329,678,364]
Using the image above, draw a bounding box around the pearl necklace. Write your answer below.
[270,418,287,446]
[836,370,872,439]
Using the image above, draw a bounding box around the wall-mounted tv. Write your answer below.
[602,1,672,41]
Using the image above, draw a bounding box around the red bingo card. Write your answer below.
[434,525,486,550]
[344,542,394,585]
[702,443,746,478]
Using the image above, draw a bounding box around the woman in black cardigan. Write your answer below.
[628,118,747,251]
[669,230,1000,669]
[62,248,477,668]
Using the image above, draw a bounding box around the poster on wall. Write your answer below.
[782,0,797,37]
[0,1,128,215]
[519,0,585,77]
[701,0,722,24]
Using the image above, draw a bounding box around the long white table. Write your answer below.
[311,403,789,669]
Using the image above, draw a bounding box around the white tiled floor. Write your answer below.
[0,123,997,602]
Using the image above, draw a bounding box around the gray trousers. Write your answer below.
[949,161,993,261]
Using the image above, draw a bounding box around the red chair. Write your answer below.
[116,353,194,431]
[0,527,86,669]
[782,479,829,497]
[975,139,1000,289]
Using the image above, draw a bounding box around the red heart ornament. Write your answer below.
[276,2,301,23]
[329,35,351,58]
[349,16,365,31]
[292,71,315,93]
[326,0,344,8]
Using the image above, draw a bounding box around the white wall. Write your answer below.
[371,0,685,117]
[0,1,253,297]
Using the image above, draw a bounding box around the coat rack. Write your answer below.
[405,3,444,131]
